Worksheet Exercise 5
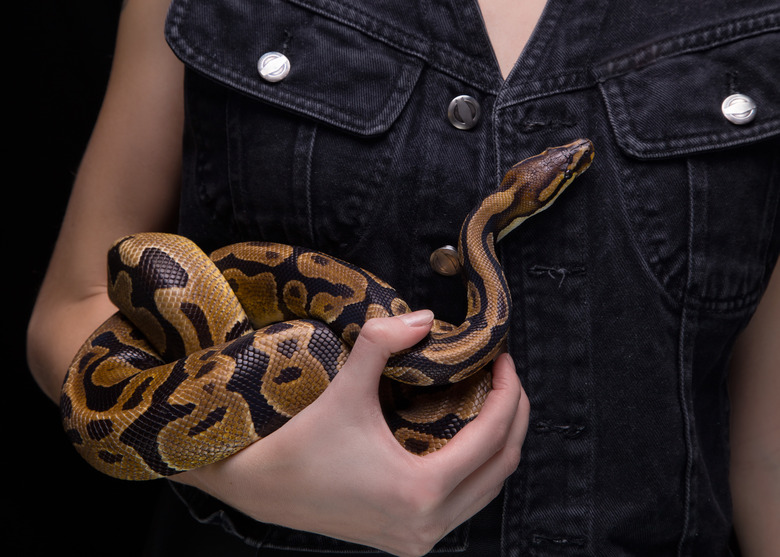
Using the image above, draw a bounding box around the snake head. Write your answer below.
[495,138,595,241]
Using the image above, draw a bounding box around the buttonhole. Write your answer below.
[528,265,586,288]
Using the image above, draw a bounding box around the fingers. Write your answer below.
[389,354,529,550]
[319,316,528,546]
[334,310,434,394]
[446,372,529,527]
[339,321,528,504]
[427,353,527,488]
[413,354,528,538]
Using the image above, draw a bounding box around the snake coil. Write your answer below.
[61,139,594,480]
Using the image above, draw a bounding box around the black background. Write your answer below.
[9,2,162,554]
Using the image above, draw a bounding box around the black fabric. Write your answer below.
[160,0,780,554]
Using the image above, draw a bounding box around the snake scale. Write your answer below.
[61,139,594,480]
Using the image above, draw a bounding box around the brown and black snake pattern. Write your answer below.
[61,139,594,480]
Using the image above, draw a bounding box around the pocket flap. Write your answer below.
[594,11,780,159]
[165,0,424,136]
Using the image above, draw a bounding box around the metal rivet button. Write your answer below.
[447,95,481,130]
[430,245,461,276]
[721,93,757,125]
[257,52,290,82]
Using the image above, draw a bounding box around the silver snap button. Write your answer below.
[257,52,291,83]
[721,93,757,125]
[430,245,461,276]
[447,95,481,130]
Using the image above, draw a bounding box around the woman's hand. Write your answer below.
[174,310,530,557]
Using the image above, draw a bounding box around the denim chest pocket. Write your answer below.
[166,0,425,260]
[594,11,780,313]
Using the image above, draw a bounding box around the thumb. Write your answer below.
[334,310,434,394]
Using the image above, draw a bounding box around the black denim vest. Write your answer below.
[163,1,780,554]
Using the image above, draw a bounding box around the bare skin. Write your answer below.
[26,0,184,400]
[26,0,778,555]
[478,0,548,78]
[729,264,780,557]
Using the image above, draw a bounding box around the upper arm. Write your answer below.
[729,261,780,460]
[729,259,780,555]
[27,0,184,401]
[54,0,185,281]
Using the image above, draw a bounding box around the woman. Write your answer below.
[28,0,779,554]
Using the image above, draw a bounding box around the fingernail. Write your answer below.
[397,309,434,327]
[498,352,515,369]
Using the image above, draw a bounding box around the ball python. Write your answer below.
[61,139,594,480]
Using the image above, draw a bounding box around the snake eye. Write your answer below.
[563,169,574,181]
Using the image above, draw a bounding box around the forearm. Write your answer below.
[27,289,117,403]
[26,0,184,404]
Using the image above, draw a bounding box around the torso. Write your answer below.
[168,1,780,553]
